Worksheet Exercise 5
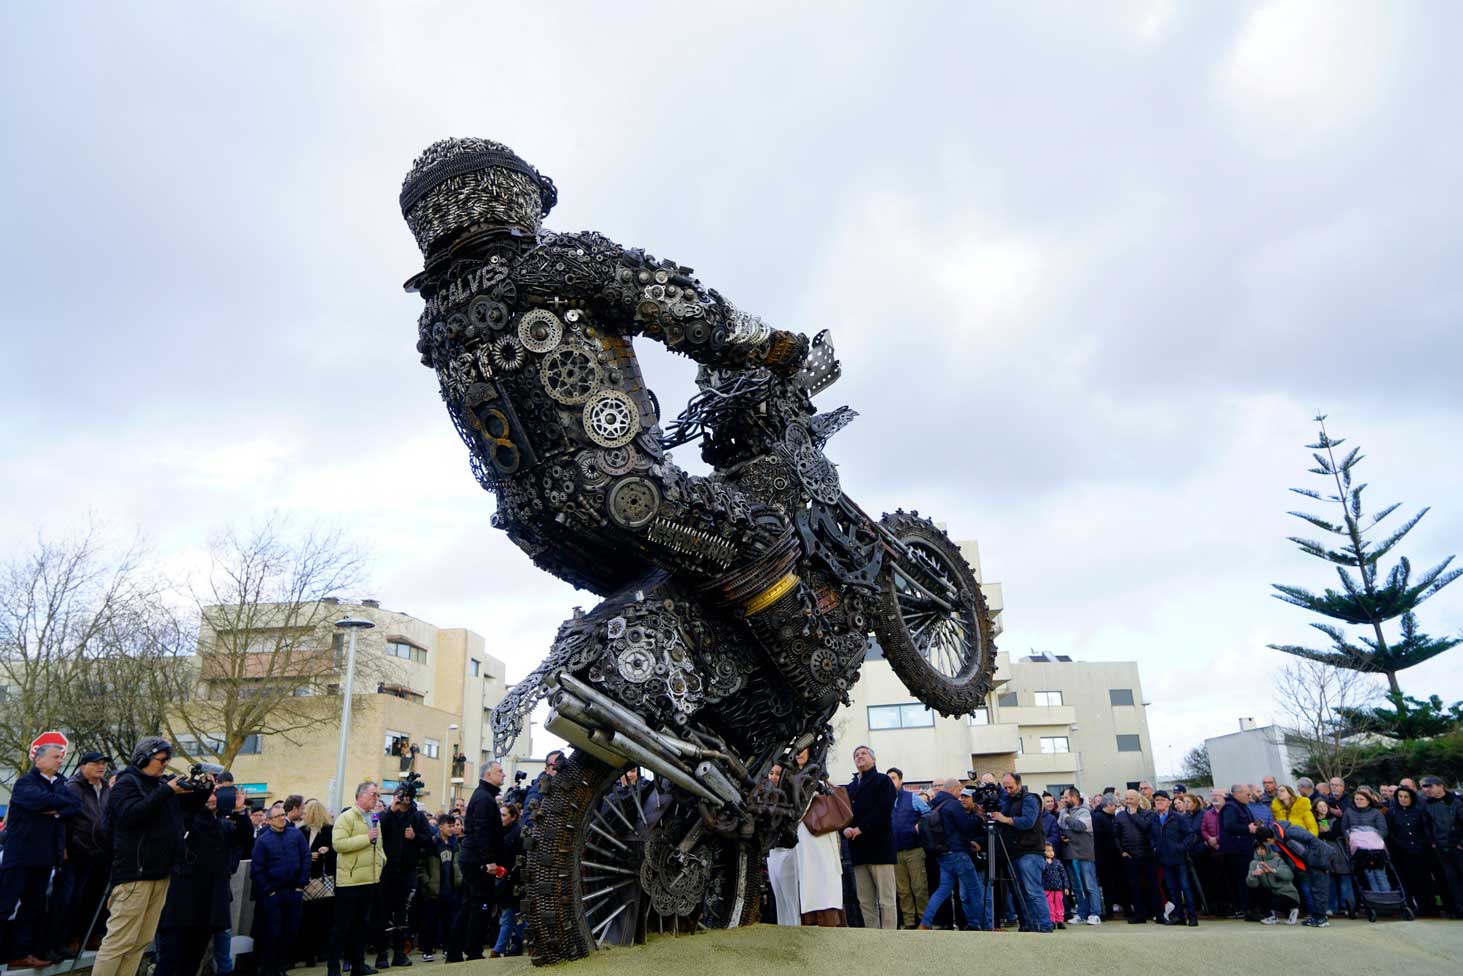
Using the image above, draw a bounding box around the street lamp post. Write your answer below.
[443,722,459,807]
[331,616,376,815]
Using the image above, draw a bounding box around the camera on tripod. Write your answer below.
[964,776,1003,817]
[396,770,424,802]
[170,761,225,791]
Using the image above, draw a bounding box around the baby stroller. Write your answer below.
[1351,847,1413,922]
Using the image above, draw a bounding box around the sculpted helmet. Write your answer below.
[399,137,558,262]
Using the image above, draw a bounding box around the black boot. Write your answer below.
[392,952,412,968]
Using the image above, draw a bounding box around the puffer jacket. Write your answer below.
[333,804,386,886]
[1246,849,1298,901]
[1340,805,1388,844]
[1041,857,1069,892]
[251,824,310,899]
[1115,807,1154,859]
[1385,794,1429,857]
[1272,795,1318,835]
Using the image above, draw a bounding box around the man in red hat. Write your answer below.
[0,740,82,968]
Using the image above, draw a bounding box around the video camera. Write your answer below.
[168,761,225,792]
[396,770,424,803]
[965,776,1003,816]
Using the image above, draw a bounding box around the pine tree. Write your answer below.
[1268,415,1462,705]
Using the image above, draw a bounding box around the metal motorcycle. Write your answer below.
[508,333,997,963]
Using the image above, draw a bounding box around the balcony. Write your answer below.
[1016,751,1080,775]
[997,705,1076,727]
[968,723,1021,756]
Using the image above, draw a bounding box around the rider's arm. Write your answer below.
[516,230,810,376]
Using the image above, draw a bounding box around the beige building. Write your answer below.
[182,598,532,811]
[828,541,1156,796]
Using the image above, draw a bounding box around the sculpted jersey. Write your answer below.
[413,229,809,594]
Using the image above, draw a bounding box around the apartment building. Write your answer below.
[183,598,532,810]
[827,541,1155,795]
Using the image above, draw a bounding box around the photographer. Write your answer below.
[93,737,214,976]
[987,772,1052,933]
[379,778,434,968]
[154,790,237,976]
[446,760,507,963]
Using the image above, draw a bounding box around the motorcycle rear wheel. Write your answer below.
[872,510,997,716]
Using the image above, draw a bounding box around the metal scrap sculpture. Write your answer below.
[400,138,997,963]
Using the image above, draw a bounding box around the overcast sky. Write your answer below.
[3,1,1460,777]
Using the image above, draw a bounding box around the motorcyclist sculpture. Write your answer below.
[400,138,997,963]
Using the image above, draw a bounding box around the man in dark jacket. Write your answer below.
[989,772,1051,932]
[93,736,213,976]
[379,790,434,967]
[155,792,237,976]
[1114,789,1159,923]
[1090,795,1123,919]
[1420,776,1463,918]
[1220,783,1261,919]
[0,742,83,968]
[1150,791,1198,926]
[60,751,113,953]
[446,761,507,962]
[251,801,310,976]
[915,778,987,930]
[843,745,897,929]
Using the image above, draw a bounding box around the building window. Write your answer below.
[1109,688,1135,706]
[968,708,989,726]
[236,734,263,755]
[1033,690,1064,707]
[867,703,935,730]
[423,738,441,759]
[1116,734,1142,752]
[385,730,410,756]
[1039,736,1070,754]
[996,692,1018,708]
[387,640,427,664]
[1016,737,1024,755]
[1049,782,1076,796]
[469,658,481,677]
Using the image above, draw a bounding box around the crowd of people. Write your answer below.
[4,735,1462,976]
[0,738,566,975]
[763,749,1463,933]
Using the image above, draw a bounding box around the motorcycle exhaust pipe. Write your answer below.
[544,708,628,768]
[588,729,726,806]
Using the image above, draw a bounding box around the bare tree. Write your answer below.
[162,518,382,768]
[1179,745,1213,787]
[1275,658,1382,782]
[0,528,152,779]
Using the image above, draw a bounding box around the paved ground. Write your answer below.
[277,918,1463,975]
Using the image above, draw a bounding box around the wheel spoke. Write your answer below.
[582,879,635,904]
[581,859,636,876]
[589,820,630,851]
[593,902,631,944]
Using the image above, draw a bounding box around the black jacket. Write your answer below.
[846,767,897,866]
[4,766,82,869]
[381,804,434,878]
[65,771,112,862]
[496,820,523,909]
[1114,807,1155,860]
[1150,810,1196,866]
[1423,790,1463,851]
[108,766,212,883]
[461,780,506,866]
[160,809,236,931]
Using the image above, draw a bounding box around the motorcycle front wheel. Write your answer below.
[872,510,997,716]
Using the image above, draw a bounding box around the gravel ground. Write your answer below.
[324,918,1463,975]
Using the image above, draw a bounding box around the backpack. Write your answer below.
[1272,822,1309,873]
[920,807,949,855]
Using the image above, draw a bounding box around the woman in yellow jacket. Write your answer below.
[1272,785,1318,835]
[328,783,387,976]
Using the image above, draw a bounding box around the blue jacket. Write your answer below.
[4,766,83,868]
[251,824,310,898]
[1247,799,1276,826]
[1040,810,1062,855]
[891,789,930,851]
[1219,795,1257,855]
[927,790,982,853]
[1151,810,1197,866]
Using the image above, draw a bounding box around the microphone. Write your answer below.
[370,810,379,845]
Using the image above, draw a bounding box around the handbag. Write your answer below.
[801,786,853,836]
[302,874,336,902]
